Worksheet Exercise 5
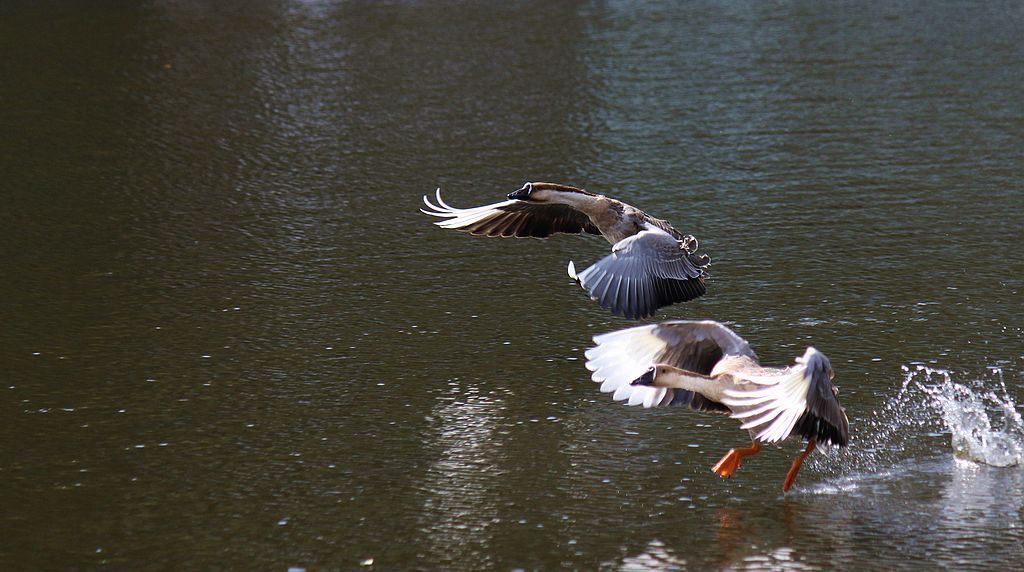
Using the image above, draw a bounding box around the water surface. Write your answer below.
[1,1,1022,569]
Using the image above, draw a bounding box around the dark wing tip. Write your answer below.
[576,272,706,320]
[797,350,850,446]
[651,276,706,310]
[793,410,849,447]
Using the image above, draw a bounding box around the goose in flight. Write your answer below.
[421,182,711,319]
[585,320,849,491]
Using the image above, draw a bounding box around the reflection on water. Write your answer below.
[2,0,1023,569]
[418,382,505,569]
[612,539,689,571]
[941,459,1024,553]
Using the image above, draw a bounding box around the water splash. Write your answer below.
[915,366,1024,467]
[812,365,1024,477]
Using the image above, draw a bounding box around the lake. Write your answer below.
[1,1,1022,569]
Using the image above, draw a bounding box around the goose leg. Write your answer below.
[782,439,817,492]
[711,441,761,478]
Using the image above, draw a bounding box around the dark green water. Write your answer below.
[2,1,1022,569]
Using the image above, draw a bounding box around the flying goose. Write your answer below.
[421,182,711,319]
[585,320,848,491]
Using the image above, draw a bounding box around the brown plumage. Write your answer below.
[421,182,711,319]
[585,320,849,491]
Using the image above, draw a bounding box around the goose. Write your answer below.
[421,182,711,319]
[585,320,849,491]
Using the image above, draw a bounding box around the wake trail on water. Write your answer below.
[809,365,1024,481]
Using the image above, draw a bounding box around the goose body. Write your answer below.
[421,182,710,319]
[585,320,849,491]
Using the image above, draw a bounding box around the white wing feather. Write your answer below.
[420,188,518,230]
[720,356,816,443]
[585,324,671,409]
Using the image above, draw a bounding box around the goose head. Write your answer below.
[507,182,535,201]
[507,182,596,202]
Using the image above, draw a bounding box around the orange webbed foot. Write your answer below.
[711,441,761,479]
[712,451,740,477]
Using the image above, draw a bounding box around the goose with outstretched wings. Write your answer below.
[585,320,849,491]
[421,182,710,319]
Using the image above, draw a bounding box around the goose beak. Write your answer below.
[507,183,533,201]
[630,367,656,386]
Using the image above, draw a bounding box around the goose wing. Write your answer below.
[421,188,600,238]
[569,225,707,319]
[721,348,849,446]
[585,320,757,413]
